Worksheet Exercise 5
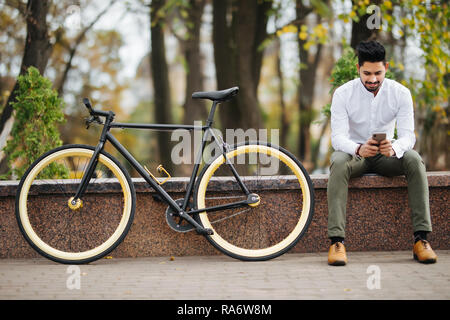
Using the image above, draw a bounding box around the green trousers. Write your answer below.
[327,150,432,238]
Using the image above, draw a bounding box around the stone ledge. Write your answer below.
[312,171,450,189]
[0,171,448,259]
[1,171,448,196]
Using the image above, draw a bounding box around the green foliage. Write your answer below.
[2,67,66,179]
[328,46,359,93]
[321,46,395,117]
[337,0,449,136]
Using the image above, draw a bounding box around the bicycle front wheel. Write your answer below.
[15,145,136,264]
[194,142,314,261]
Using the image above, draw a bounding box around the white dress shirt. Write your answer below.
[330,78,415,159]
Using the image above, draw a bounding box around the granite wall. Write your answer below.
[0,172,448,259]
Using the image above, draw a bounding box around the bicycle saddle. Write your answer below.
[191,86,239,102]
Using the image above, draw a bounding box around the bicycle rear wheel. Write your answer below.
[194,141,314,261]
[15,145,136,264]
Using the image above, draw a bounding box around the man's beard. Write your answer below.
[361,79,381,92]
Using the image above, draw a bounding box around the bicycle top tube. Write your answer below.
[109,122,209,131]
[83,86,239,131]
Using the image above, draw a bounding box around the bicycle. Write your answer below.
[15,87,315,264]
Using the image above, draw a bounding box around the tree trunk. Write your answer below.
[275,37,289,149]
[182,0,207,125]
[0,0,52,174]
[296,1,322,169]
[150,0,174,174]
[213,0,272,132]
[212,0,239,130]
[297,39,322,164]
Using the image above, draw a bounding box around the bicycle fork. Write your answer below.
[69,143,103,209]
[69,112,114,209]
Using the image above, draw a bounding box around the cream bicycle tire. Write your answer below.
[15,145,136,264]
[194,142,314,261]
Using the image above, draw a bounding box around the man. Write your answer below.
[327,40,437,266]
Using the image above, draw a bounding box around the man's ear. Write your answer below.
[356,63,360,72]
[384,62,389,70]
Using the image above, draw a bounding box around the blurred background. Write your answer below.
[0,0,448,178]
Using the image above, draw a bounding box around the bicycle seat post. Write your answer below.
[206,101,218,128]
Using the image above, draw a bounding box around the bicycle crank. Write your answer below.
[165,198,196,232]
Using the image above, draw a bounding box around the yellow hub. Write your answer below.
[248,194,260,207]
[68,197,83,210]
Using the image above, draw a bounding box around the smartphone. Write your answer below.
[372,133,386,143]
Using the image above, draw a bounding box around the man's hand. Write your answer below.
[379,139,396,157]
[358,138,379,157]
[358,138,396,157]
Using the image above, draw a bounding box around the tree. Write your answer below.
[0,0,52,174]
[150,0,174,173]
[173,0,208,125]
[295,0,330,167]
[55,0,118,96]
[0,5,25,102]
[2,67,65,179]
[0,0,116,175]
[274,36,290,150]
[163,0,208,175]
[401,1,449,170]
[212,0,273,132]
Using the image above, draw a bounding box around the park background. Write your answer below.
[0,0,448,179]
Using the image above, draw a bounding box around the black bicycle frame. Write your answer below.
[72,102,254,233]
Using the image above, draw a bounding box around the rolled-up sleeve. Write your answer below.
[330,91,359,156]
[392,89,416,158]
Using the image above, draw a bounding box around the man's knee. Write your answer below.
[402,150,425,171]
[330,151,352,173]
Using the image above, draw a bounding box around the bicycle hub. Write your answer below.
[68,197,83,210]
[247,193,260,207]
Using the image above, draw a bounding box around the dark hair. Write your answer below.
[356,40,386,66]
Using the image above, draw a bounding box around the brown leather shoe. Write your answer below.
[328,242,347,266]
[413,240,437,264]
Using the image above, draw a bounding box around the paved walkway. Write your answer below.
[0,250,449,300]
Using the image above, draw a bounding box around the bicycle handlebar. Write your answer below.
[83,98,115,129]
[82,98,111,117]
